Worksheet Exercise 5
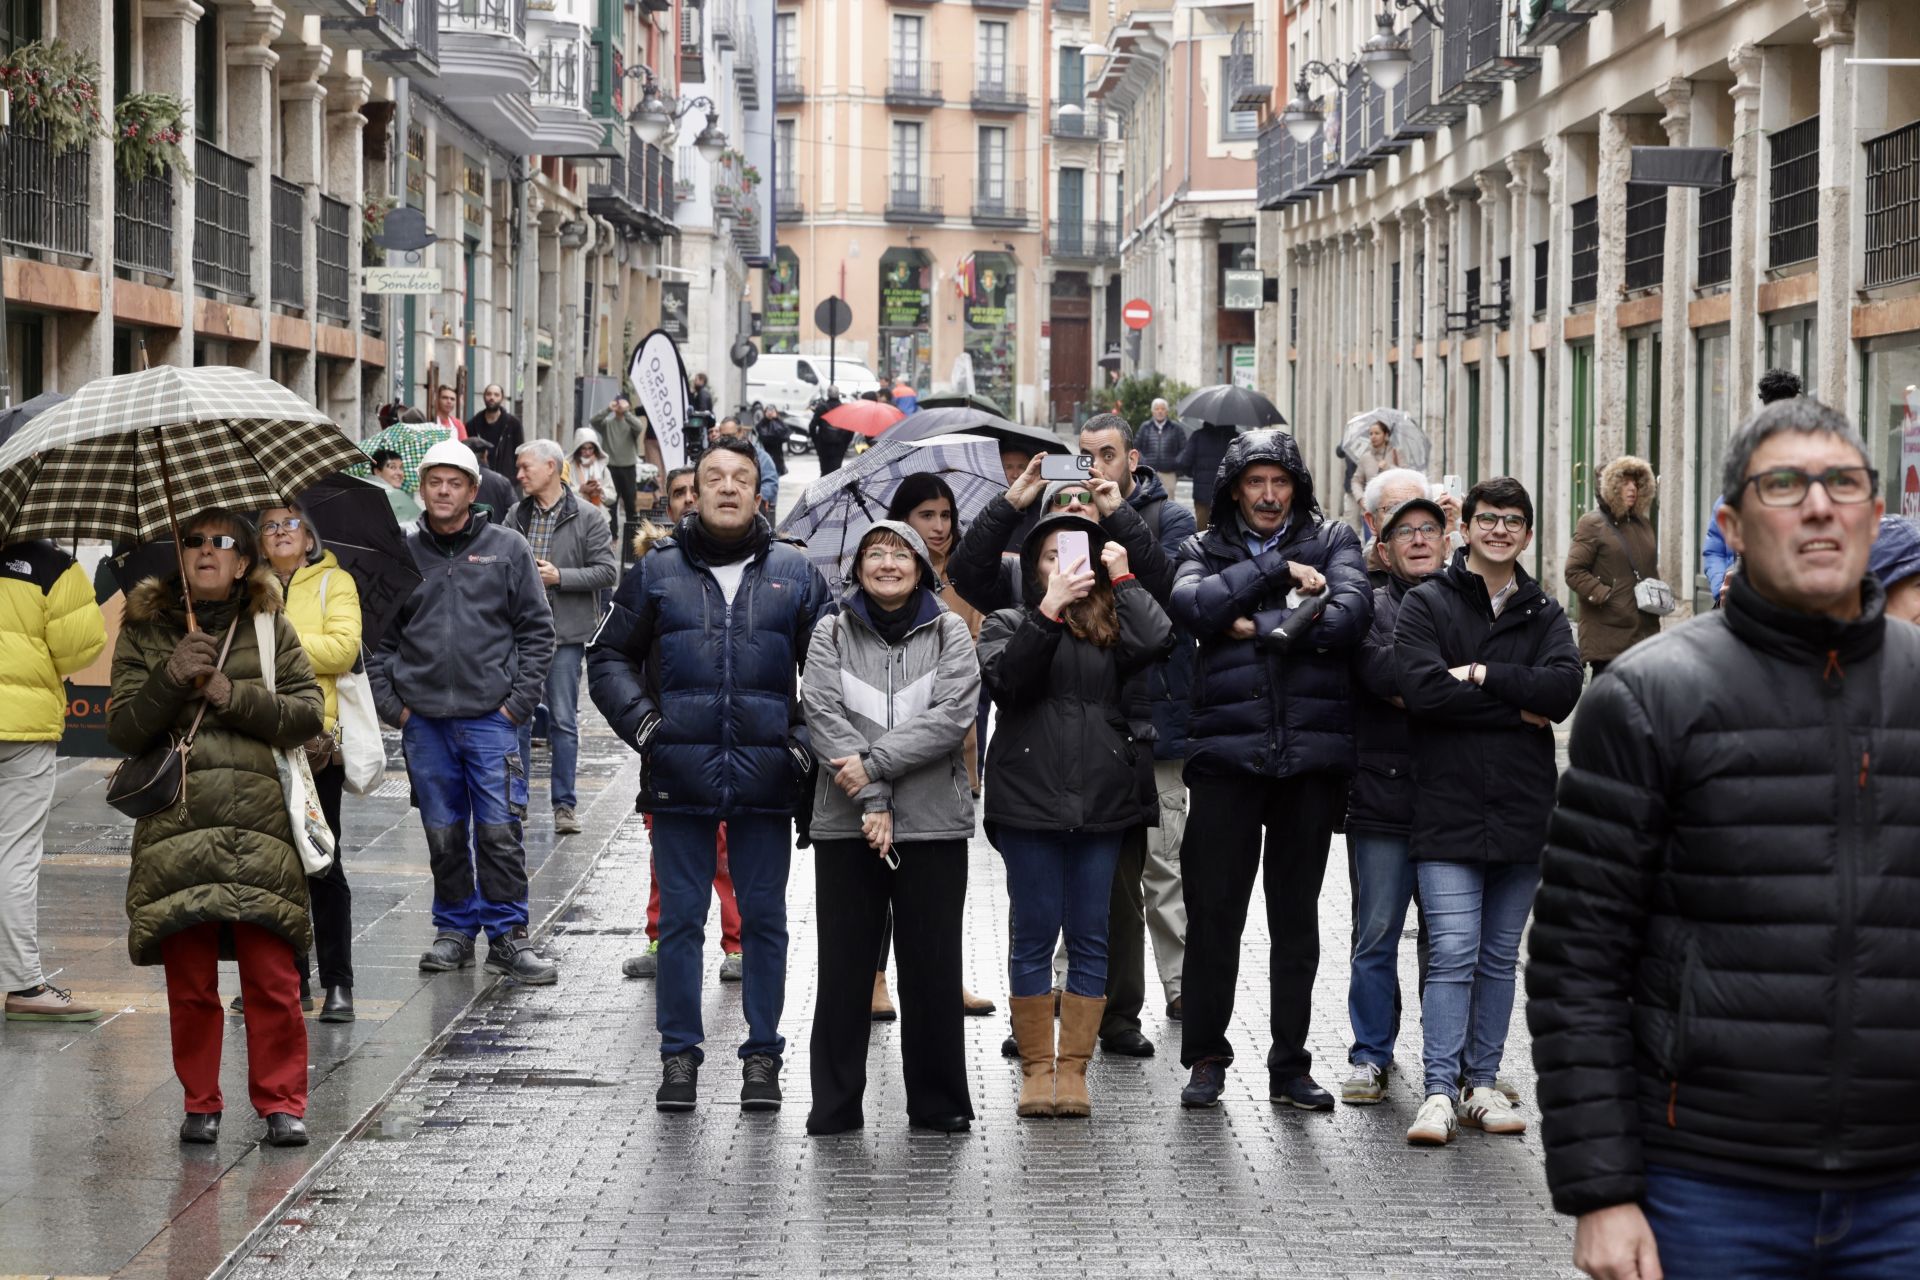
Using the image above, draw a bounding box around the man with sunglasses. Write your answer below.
[1531,399,1920,1280]
[1394,477,1581,1147]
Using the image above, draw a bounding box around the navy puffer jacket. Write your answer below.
[588,521,834,816]
[1170,430,1373,782]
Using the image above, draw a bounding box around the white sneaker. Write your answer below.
[1457,1086,1527,1135]
[1406,1093,1457,1146]
[1341,1061,1388,1105]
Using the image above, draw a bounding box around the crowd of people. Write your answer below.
[4,365,1920,1278]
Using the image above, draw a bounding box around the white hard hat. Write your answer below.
[418,437,481,484]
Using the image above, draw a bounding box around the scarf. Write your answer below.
[679,511,772,567]
[861,590,923,647]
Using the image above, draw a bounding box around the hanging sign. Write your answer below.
[628,328,691,473]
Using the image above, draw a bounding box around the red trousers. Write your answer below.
[643,817,742,952]
[160,921,308,1118]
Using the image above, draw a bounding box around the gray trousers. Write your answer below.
[0,741,58,991]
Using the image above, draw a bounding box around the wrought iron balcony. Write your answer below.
[194,139,254,302]
[1569,195,1599,307]
[777,57,805,105]
[1624,182,1668,292]
[971,179,1028,227]
[1865,119,1920,289]
[972,64,1028,113]
[533,38,587,111]
[1402,15,1466,128]
[1051,101,1105,139]
[886,175,944,223]
[114,171,174,279]
[1047,220,1114,262]
[324,0,440,78]
[1768,114,1820,269]
[270,177,305,311]
[776,184,804,222]
[887,60,943,108]
[2,120,91,261]
[1440,0,1539,105]
[1519,0,1593,47]
[316,195,352,326]
[439,0,525,43]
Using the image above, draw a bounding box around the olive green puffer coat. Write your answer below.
[109,569,324,966]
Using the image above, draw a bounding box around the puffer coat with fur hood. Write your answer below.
[1564,456,1662,664]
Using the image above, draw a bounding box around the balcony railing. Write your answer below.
[1624,182,1668,292]
[886,175,944,221]
[886,60,943,107]
[1533,239,1550,315]
[1051,101,1106,139]
[1570,195,1599,307]
[194,139,254,302]
[361,289,383,337]
[404,0,440,69]
[776,184,803,221]
[316,195,352,326]
[1442,0,1538,103]
[1256,119,1291,210]
[439,0,526,43]
[971,179,1027,225]
[1337,78,1386,176]
[776,57,805,104]
[351,0,440,72]
[1697,179,1734,288]
[534,38,587,110]
[1055,0,1089,10]
[1865,119,1920,289]
[270,177,305,310]
[114,171,175,278]
[3,120,91,260]
[972,64,1028,112]
[1402,15,1465,128]
[1047,220,1113,261]
[1768,114,1820,269]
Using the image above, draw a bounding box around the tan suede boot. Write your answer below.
[870,971,896,1022]
[1009,994,1057,1118]
[1054,992,1106,1118]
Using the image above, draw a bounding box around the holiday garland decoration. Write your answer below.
[114,93,192,182]
[0,40,108,154]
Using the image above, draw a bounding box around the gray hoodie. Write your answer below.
[801,520,981,844]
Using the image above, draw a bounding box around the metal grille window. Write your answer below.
[1865,120,1920,289]
[1697,179,1735,288]
[270,178,304,309]
[1624,183,1668,292]
[115,171,174,277]
[1767,115,1820,269]
[1390,261,1402,345]
[1570,196,1599,306]
[1533,240,1549,315]
[3,119,91,259]
[1464,266,1482,330]
[316,195,352,326]
[361,290,383,337]
[195,139,254,302]
[1289,286,1299,348]
[1498,255,1512,328]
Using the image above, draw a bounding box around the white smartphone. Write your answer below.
[1055,529,1091,577]
[1443,474,1465,499]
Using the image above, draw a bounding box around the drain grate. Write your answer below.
[548,925,641,936]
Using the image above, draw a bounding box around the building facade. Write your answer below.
[1258,0,1920,612]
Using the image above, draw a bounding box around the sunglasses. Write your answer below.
[1050,490,1094,508]
[260,518,305,535]
[181,533,241,550]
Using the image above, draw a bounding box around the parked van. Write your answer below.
[748,354,884,421]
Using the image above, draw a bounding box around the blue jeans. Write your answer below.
[517,643,583,810]
[1347,833,1418,1069]
[1416,860,1538,1099]
[1644,1163,1920,1279]
[651,812,790,1062]
[402,713,529,940]
[997,828,1125,999]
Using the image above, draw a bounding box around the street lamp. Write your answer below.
[627,69,729,162]
[1279,60,1359,143]
[1356,0,1449,92]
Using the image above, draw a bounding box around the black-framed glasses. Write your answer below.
[181,533,241,550]
[1050,490,1094,508]
[1387,521,1442,544]
[260,518,305,535]
[1471,512,1529,532]
[1741,466,1879,508]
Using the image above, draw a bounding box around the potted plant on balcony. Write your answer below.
[114,93,192,182]
[363,197,398,266]
[0,39,107,154]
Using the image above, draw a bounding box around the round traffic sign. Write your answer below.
[814,296,854,338]
[1123,298,1153,330]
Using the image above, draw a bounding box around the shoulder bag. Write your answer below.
[317,570,387,796]
[255,612,340,876]
[1603,517,1675,617]
[105,618,241,820]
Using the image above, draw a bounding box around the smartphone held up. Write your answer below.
[1039,452,1095,483]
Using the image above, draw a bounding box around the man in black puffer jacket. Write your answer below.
[1529,399,1920,1280]
[1169,429,1372,1111]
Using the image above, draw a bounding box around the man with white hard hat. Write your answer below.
[367,439,559,983]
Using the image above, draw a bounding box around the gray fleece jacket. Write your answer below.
[801,521,981,844]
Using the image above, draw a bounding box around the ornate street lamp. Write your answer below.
[1357,0,1449,92]
[627,70,729,162]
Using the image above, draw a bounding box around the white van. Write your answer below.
[747,354,884,421]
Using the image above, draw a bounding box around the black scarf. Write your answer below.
[679,511,772,567]
[862,590,922,646]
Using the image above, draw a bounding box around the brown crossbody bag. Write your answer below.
[105,618,240,820]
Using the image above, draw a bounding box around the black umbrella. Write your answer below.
[884,407,1061,456]
[912,391,1007,416]
[0,391,71,447]
[1177,384,1288,430]
[107,473,422,651]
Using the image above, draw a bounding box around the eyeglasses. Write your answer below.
[1051,490,1094,508]
[1386,521,1442,544]
[1471,512,1529,533]
[1741,466,1879,508]
[260,518,305,535]
[181,533,240,550]
[861,546,916,565]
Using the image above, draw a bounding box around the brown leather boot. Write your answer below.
[870,971,896,1022]
[1009,994,1057,1118]
[1054,992,1106,1118]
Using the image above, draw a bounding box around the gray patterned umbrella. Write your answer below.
[0,365,366,546]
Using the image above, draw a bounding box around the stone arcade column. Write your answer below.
[1726,44,1764,423]
[1541,132,1572,562]
[1398,202,1423,419]
[1508,151,1542,501]
[1656,78,1698,601]
[1594,109,1634,464]
[323,62,371,433]
[1422,194,1448,472]
[218,0,285,376]
[1475,168,1505,478]
[1810,0,1859,409]
[142,0,204,368]
[274,33,332,403]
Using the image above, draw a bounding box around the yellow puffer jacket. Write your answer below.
[0,542,108,741]
[279,552,362,733]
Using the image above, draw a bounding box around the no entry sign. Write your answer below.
[1122,298,1153,330]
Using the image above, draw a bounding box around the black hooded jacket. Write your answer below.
[1347,571,1423,839]
[1169,430,1372,782]
[975,510,1174,834]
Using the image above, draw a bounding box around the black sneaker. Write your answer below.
[1182,1058,1228,1108]
[419,932,476,972]
[1271,1073,1335,1111]
[741,1054,783,1112]
[657,1053,699,1112]
[485,931,558,985]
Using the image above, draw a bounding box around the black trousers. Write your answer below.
[810,837,972,1131]
[1179,770,1342,1074]
[1101,824,1149,1038]
[308,760,353,990]
[608,464,639,562]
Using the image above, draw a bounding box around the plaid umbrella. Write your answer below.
[349,422,456,495]
[777,433,1006,590]
[0,366,368,546]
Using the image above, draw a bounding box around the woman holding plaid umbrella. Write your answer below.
[109,508,325,1148]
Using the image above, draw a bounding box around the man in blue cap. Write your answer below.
[1870,513,1920,624]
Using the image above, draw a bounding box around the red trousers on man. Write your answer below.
[643,817,742,952]
[160,921,308,1117]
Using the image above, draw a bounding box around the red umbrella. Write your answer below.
[822,399,907,438]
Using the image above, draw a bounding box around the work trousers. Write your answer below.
[403,713,531,940]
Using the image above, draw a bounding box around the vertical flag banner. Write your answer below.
[629,329,691,473]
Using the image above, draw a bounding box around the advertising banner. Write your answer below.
[629,329,691,473]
